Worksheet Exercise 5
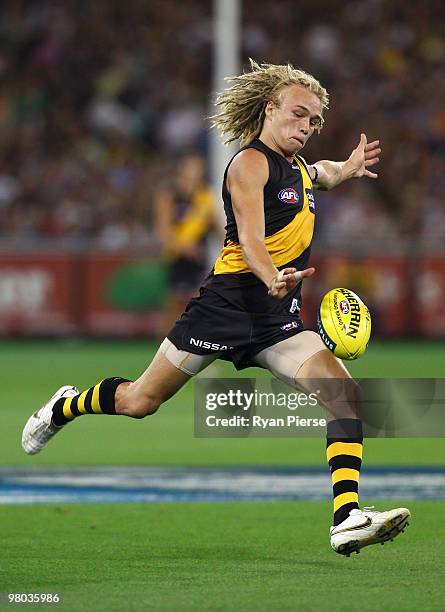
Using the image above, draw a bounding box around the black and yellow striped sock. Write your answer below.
[51,377,131,427]
[326,418,363,526]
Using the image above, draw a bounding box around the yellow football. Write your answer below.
[317,288,371,360]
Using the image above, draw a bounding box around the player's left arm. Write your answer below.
[309,133,381,190]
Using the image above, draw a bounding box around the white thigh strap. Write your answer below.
[159,338,219,377]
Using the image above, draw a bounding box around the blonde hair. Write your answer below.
[211,59,329,146]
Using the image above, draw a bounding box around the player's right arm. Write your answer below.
[227,149,314,298]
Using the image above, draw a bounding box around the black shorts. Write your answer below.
[169,257,206,296]
[167,268,305,370]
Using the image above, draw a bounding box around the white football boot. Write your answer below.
[330,506,411,556]
[22,385,79,455]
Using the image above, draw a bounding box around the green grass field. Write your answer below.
[2,501,444,611]
[1,340,444,610]
[1,339,444,466]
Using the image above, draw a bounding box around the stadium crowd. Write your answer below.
[0,0,444,250]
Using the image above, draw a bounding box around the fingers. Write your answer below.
[268,284,286,297]
[365,139,380,151]
[268,270,288,297]
[268,267,315,298]
[365,147,381,158]
[364,140,381,169]
[282,267,315,282]
[364,169,378,179]
[274,269,295,291]
[295,267,315,281]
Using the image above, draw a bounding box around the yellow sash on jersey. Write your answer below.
[214,157,314,275]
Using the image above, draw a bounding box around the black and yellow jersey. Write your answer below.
[169,187,215,254]
[214,138,315,275]
[203,138,315,313]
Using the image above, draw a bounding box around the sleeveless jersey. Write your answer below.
[203,138,316,314]
[214,138,315,275]
[170,186,214,252]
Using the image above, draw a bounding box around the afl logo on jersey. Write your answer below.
[278,188,300,204]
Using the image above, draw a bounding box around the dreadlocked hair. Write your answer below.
[211,59,329,146]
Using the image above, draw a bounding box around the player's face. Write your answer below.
[265,85,323,157]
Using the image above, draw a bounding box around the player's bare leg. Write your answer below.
[296,348,359,421]
[115,350,191,418]
[254,332,410,556]
[22,339,216,454]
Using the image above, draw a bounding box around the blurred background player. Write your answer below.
[154,152,218,336]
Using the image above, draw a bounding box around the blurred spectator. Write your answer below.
[0,0,443,251]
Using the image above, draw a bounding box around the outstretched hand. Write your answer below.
[347,133,381,179]
[268,267,315,299]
